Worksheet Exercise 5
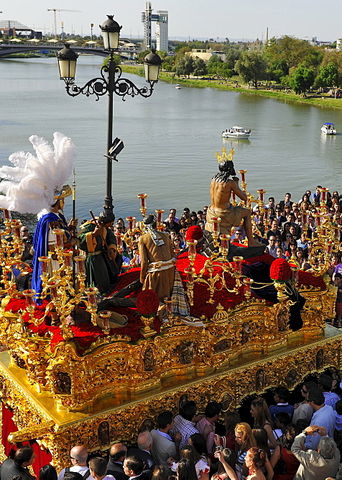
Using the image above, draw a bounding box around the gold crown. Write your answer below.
[216,147,235,164]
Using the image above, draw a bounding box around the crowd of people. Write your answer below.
[3,372,342,480]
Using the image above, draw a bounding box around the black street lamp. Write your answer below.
[56,14,162,222]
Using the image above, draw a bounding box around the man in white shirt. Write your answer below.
[58,445,89,480]
[89,457,116,480]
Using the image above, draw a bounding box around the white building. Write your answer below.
[156,10,168,52]
[141,2,168,52]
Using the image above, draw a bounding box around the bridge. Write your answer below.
[0,43,137,60]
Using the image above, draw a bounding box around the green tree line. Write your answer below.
[142,36,342,97]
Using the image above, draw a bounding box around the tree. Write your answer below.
[235,51,267,88]
[315,62,341,96]
[217,62,232,80]
[193,58,207,77]
[175,55,194,77]
[288,64,315,96]
[207,54,223,75]
[265,36,321,70]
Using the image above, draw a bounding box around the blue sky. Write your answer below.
[1,0,342,41]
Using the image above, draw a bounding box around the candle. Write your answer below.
[23,289,36,307]
[137,193,148,209]
[85,287,98,305]
[74,255,85,274]
[115,232,122,249]
[2,209,10,220]
[155,209,165,224]
[220,234,230,250]
[11,220,21,238]
[233,256,244,274]
[239,170,247,183]
[99,310,111,332]
[38,256,51,274]
[48,281,58,298]
[316,214,321,226]
[257,189,266,203]
[187,240,197,259]
[63,251,73,268]
[126,216,134,231]
[212,216,221,233]
[231,191,236,203]
[319,187,328,204]
[53,229,64,248]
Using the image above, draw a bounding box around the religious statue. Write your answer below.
[78,212,122,295]
[205,148,259,246]
[138,215,175,301]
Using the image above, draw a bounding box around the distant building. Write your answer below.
[186,49,226,62]
[337,39,342,51]
[0,20,41,38]
[141,2,168,52]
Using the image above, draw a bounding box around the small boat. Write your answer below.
[175,84,182,90]
[321,122,336,135]
[222,126,251,139]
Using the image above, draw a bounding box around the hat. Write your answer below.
[185,225,203,242]
[54,184,72,200]
[143,214,156,225]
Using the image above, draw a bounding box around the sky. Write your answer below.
[1,0,342,42]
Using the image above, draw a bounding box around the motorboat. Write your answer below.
[321,122,336,135]
[175,84,182,89]
[222,126,251,139]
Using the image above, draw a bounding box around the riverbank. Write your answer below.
[122,64,342,111]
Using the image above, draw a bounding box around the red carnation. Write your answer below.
[270,258,292,282]
[136,289,160,317]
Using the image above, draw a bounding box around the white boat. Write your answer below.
[175,84,182,90]
[222,126,251,139]
[321,122,336,135]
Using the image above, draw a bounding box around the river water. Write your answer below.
[0,56,342,221]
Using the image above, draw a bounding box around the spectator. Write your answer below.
[250,397,277,449]
[265,236,277,258]
[176,458,197,480]
[244,447,267,480]
[89,457,115,480]
[150,465,169,480]
[173,401,199,449]
[292,381,315,426]
[291,425,340,480]
[269,387,294,420]
[128,431,155,472]
[151,411,179,468]
[271,425,299,480]
[334,399,342,452]
[196,401,222,454]
[39,465,58,480]
[107,443,128,480]
[123,456,149,480]
[318,374,340,410]
[234,422,257,480]
[213,448,238,480]
[0,446,35,480]
[58,445,89,480]
[305,390,336,450]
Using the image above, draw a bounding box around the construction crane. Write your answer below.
[47,8,81,38]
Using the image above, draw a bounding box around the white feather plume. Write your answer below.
[0,132,75,214]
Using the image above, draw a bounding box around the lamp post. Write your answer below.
[56,14,162,221]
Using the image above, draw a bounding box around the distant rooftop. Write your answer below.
[0,20,32,31]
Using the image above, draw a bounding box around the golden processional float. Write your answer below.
[0,167,340,470]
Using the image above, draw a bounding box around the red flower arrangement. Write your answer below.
[270,258,292,282]
[136,289,160,317]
